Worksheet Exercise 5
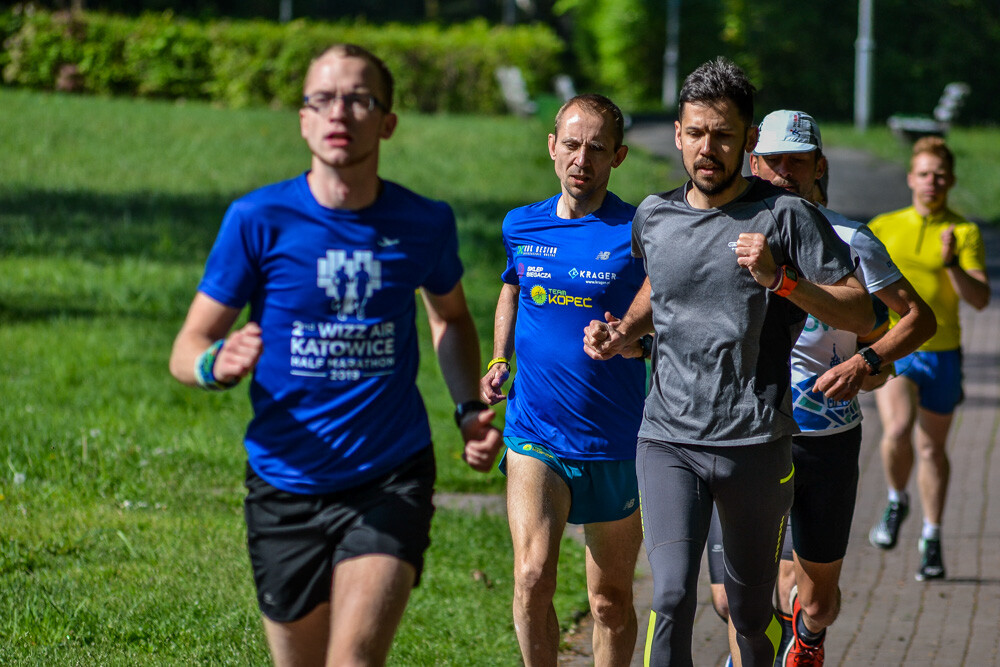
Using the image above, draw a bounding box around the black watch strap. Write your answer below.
[639,334,654,359]
[857,346,882,375]
[454,400,489,426]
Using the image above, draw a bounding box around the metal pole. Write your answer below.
[503,0,516,25]
[663,0,680,110]
[279,0,293,23]
[854,0,874,131]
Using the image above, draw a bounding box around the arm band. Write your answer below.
[194,339,240,391]
[487,357,509,371]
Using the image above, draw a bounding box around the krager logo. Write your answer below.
[569,267,617,285]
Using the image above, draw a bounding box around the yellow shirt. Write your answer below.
[868,206,986,351]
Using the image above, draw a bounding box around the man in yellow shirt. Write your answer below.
[867,137,990,581]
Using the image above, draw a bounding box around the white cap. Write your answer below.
[754,110,822,155]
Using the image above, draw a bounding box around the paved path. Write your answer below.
[558,123,1000,666]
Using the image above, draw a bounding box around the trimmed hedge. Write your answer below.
[0,7,564,113]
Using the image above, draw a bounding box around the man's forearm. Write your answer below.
[435,313,483,403]
[616,278,655,343]
[787,278,874,336]
[491,284,519,360]
[867,282,936,363]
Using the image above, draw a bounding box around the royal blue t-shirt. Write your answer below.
[501,193,646,460]
[198,173,463,494]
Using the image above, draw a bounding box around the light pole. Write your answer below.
[854,0,874,131]
[663,0,680,110]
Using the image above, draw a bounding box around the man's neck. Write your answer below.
[685,175,750,210]
[556,189,607,220]
[307,160,381,210]
[913,200,946,218]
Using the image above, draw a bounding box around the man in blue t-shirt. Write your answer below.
[480,94,648,665]
[169,44,501,666]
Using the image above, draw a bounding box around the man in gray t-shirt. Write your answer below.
[584,58,874,667]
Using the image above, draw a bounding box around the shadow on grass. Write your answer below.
[0,188,520,263]
[0,187,235,262]
[0,188,528,325]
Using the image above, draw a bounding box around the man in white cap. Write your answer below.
[746,110,935,666]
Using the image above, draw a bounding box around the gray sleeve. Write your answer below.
[784,202,855,286]
[850,224,904,293]
[632,199,652,259]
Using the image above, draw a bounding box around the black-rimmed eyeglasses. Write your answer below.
[302,92,387,116]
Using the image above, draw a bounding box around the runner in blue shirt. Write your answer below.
[169,44,501,666]
[480,94,648,665]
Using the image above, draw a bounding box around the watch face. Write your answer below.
[785,266,799,282]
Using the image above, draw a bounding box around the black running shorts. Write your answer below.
[790,426,862,563]
[243,445,436,623]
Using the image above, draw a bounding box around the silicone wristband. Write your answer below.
[487,357,509,372]
[194,339,240,391]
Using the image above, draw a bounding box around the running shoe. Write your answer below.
[774,609,793,667]
[915,537,946,581]
[868,499,909,549]
[782,587,825,667]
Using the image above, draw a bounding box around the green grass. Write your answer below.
[0,87,678,664]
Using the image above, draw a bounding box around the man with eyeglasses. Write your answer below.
[170,43,501,666]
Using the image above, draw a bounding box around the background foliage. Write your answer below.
[0,7,564,112]
[3,2,999,122]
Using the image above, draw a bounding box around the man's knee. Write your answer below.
[710,584,730,622]
[727,580,777,637]
[799,588,841,628]
[589,583,634,631]
[916,442,949,466]
[881,421,913,445]
[513,558,558,605]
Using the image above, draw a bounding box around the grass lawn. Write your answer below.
[0,87,678,664]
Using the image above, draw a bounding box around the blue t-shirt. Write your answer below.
[501,193,646,461]
[198,173,463,494]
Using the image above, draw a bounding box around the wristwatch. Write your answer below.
[857,346,882,375]
[639,334,654,359]
[770,266,800,298]
[454,400,489,426]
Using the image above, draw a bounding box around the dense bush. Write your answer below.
[0,7,564,113]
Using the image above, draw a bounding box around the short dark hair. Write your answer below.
[554,94,626,150]
[307,44,395,111]
[678,57,755,128]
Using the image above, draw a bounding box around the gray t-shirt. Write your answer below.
[633,177,856,446]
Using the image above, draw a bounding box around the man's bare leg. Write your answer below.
[506,452,572,666]
[584,510,642,666]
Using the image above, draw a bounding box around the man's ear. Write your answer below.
[749,153,760,176]
[744,124,759,154]
[611,144,629,168]
[816,154,828,181]
[380,112,398,140]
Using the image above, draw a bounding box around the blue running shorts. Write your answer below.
[500,436,639,525]
[897,349,963,414]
